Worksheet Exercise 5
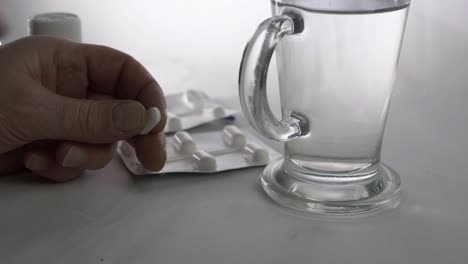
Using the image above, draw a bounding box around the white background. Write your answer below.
[1,0,466,99]
[0,0,271,98]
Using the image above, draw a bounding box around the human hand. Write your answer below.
[0,36,167,181]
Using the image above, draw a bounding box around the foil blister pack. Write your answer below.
[165,90,237,133]
[118,125,281,175]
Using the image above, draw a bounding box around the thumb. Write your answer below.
[36,94,147,143]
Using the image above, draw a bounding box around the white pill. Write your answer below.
[213,106,226,119]
[192,151,217,172]
[173,131,197,154]
[185,90,205,113]
[167,113,183,131]
[243,144,269,164]
[223,125,246,148]
[140,107,161,135]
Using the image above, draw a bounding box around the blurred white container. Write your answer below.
[28,12,81,42]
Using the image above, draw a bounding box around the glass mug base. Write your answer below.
[261,158,401,215]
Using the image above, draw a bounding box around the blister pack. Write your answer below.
[165,90,237,133]
[118,125,281,175]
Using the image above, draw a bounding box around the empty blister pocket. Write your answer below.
[118,125,281,175]
[165,90,238,132]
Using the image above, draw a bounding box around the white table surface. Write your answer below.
[1,0,468,263]
[1,88,468,264]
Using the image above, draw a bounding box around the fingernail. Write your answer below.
[25,153,51,171]
[113,102,146,132]
[62,147,85,168]
[140,107,161,135]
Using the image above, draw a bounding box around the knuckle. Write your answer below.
[67,100,94,139]
[79,101,100,139]
[64,100,108,142]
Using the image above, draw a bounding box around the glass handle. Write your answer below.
[239,14,309,142]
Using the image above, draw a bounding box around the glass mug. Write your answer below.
[239,0,410,214]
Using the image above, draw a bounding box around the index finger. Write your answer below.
[63,42,167,170]
[78,43,165,108]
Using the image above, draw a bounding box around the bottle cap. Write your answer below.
[29,12,82,42]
